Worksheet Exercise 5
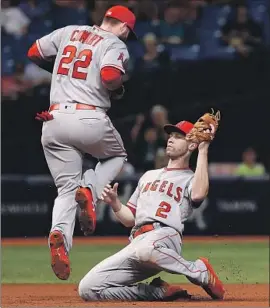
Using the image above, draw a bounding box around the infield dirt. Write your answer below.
[2,236,269,307]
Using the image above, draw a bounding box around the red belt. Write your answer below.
[133,224,155,239]
[133,223,182,240]
[49,103,96,112]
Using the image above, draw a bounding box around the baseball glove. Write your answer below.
[186,109,221,143]
[35,111,54,122]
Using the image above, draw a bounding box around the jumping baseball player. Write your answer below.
[78,111,225,301]
[27,5,137,280]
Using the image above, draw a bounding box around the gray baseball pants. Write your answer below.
[78,226,209,301]
[41,104,126,251]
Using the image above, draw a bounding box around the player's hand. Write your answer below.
[101,183,119,206]
[198,141,210,152]
[109,85,125,100]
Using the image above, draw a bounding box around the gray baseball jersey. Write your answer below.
[127,168,195,234]
[36,25,129,109]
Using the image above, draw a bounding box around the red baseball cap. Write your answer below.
[105,5,137,40]
[164,121,194,136]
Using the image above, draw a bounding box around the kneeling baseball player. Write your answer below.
[78,110,225,301]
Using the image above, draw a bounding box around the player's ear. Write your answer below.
[121,22,128,31]
[188,142,198,152]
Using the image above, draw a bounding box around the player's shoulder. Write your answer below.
[104,35,127,50]
[63,25,91,33]
[141,168,164,179]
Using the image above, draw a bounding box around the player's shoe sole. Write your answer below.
[49,231,70,280]
[75,187,96,236]
[150,277,191,301]
[199,257,225,300]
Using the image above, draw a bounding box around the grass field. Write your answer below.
[2,240,269,284]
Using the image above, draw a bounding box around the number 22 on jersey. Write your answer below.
[57,45,92,80]
[155,201,171,219]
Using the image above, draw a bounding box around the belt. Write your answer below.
[49,103,96,112]
[133,224,155,239]
[132,223,182,240]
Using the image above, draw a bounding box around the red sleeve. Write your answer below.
[100,66,122,90]
[27,42,43,61]
[27,42,55,73]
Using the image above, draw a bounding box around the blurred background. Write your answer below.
[1,0,270,238]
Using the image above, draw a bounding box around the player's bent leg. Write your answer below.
[75,186,96,236]
[79,277,190,301]
[80,156,126,200]
[77,115,127,236]
[77,156,126,235]
[134,227,224,300]
[150,247,224,299]
[94,155,127,198]
[78,241,189,301]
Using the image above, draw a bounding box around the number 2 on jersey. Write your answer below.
[155,201,171,219]
[57,45,92,80]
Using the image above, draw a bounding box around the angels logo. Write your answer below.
[118,52,124,64]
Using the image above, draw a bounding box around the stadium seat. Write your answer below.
[134,21,160,40]
[52,6,88,29]
[199,30,236,60]
[249,4,268,23]
[127,42,145,59]
[1,47,16,75]
[19,0,51,19]
[28,18,53,38]
[200,5,233,30]
[170,45,200,61]
[1,34,18,74]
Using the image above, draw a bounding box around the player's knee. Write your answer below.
[135,245,154,262]
[78,278,99,301]
[57,176,80,194]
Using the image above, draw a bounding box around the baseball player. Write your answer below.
[78,114,225,301]
[27,5,137,280]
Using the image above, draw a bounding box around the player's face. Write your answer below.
[166,132,189,158]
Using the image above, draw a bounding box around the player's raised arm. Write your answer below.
[101,183,136,227]
[27,27,66,73]
[186,110,221,204]
[190,142,210,204]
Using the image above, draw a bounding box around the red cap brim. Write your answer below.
[128,28,137,40]
[164,124,187,136]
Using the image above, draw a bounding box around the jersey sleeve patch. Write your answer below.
[127,201,136,209]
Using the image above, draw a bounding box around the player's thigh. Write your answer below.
[87,115,126,159]
[79,243,157,294]
[133,227,182,262]
[42,125,83,190]
[74,113,108,149]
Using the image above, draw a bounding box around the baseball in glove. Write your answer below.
[186,109,221,143]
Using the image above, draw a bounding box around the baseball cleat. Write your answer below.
[75,187,96,236]
[199,257,225,300]
[150,277,191,301]
[49,231,70,280]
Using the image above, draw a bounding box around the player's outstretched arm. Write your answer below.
[101,183,135,227]
[190,142,210,203]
